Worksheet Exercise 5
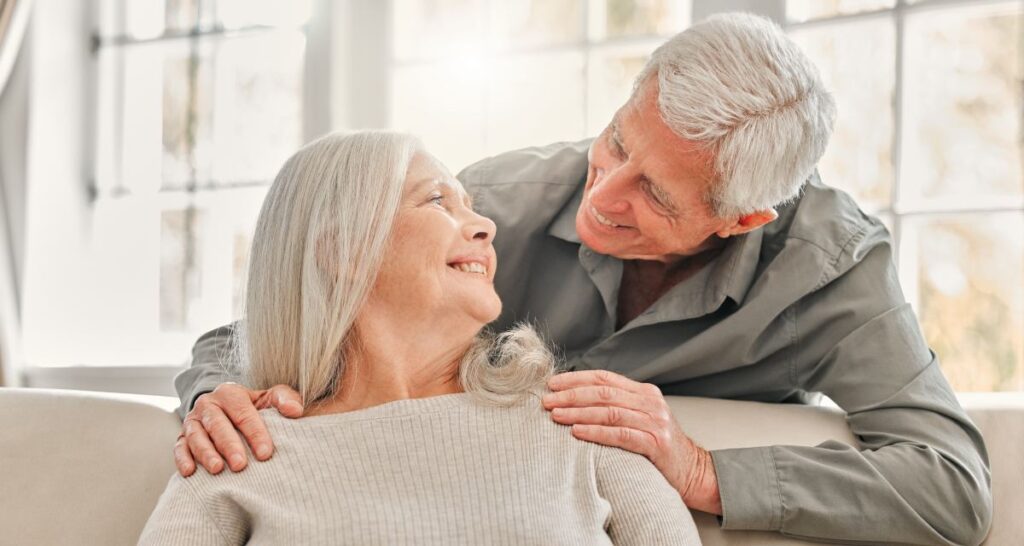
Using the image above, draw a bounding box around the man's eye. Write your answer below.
[643,182,672,214]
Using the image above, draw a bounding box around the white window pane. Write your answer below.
[160,208,204,331]
[591,0,691,40]
[786,0,894,24]
[107,32,304,193]
[490,0,585,51]
[103,0,217,39]
[391,62,487,173]
[391,0,486,62]
[119,44,166,195]
[790,17,895,212]
[162,47,216,189]
[209,32,305,184]
[485,51,587,155]
[899,213,1024,391]
[586,43,655,135]
[217,0,313,28]
[899,2,1023,210]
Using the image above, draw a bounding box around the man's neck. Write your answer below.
[616,245,726,329]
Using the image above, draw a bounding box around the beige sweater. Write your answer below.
[139,391,701,545]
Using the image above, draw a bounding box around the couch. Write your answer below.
[1,387,1021,545]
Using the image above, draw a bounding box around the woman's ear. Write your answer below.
[715,208,778,238]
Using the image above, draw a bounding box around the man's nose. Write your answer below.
[589,167,631,214]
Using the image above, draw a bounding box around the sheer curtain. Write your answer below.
[0,0,31,387]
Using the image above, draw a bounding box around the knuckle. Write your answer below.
[597,386,615,401]
[605,406,623,426]
[644,383,662,396]
[595,370,614,385]
[235,410,260,429]
[617,427,633,443]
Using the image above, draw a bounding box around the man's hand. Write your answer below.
[175,383,303,477]
[543,370,722,515]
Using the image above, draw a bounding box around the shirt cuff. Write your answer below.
[711,446,784,531]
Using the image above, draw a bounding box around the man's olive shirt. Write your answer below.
[177,140,991,545]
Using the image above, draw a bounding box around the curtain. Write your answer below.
[0,0,32,387]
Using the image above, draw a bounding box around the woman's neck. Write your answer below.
[304,317,473,417]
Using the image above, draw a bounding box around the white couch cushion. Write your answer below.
[1,387,1020,545]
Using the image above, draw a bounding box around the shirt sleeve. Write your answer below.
[711,223,992,546]
[595,444,703,546]
[137,474,244,546]
[173,323,240,420]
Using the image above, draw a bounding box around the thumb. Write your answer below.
[268,385,304,418]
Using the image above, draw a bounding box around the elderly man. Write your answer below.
[173,13,991,546]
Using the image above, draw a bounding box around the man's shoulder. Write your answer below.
[772,172,892,269]
[457,139,592,190]
[457,139,592,234]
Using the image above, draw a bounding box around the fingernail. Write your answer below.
[230,454,245,469]
[256,444,272,459]
[551,407,563,416]
[284,401,302,413]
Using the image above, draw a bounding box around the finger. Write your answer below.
[548,369,652,395]
[550,405,655,432]
[222,401,275,461]
[571,424,658,458]
[267,385,304,418]
[542,385,660,414]
[201,406,250,472]
[184,418,225,474]
[173,435,196,477]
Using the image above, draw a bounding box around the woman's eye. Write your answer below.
[428,194,445,206]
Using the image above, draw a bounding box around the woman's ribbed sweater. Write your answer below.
[139,391,701,545]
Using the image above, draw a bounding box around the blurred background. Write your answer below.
[0,0,1020,396]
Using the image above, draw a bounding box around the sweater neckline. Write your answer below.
[261,392,479,425]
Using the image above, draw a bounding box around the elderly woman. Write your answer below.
[139,131,701,545]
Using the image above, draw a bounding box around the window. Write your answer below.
[24,0,310,368]
[787,0,1024,391]
[387,0,692,173]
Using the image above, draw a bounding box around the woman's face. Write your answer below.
[367,152,501,331]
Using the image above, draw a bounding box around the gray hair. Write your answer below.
[636,12,836,218]
[236,131,557,408]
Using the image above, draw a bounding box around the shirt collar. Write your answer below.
[546,177,585,244]
[707,227,762,308]
[546,176,763,310]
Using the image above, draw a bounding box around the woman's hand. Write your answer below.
[175,383,303,477]
[542,370,722,515]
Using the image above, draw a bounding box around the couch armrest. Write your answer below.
[958,393,1024,546]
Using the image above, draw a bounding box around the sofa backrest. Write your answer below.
[1,388,1020,545]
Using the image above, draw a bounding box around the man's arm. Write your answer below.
[712,230,992,545]
[174,324,238,420]
[173,324,303,477]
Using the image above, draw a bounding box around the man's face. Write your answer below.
[575,78,730,262]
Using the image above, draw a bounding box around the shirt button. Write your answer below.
[583,249,593,257]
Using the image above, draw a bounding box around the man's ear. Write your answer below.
[715,208,778,238]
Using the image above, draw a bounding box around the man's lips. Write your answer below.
[587,204,632,230]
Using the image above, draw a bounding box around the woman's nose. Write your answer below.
[464,211,497,243]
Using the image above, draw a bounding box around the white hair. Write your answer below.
[235,131,557,408]
[636,12,836,218]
